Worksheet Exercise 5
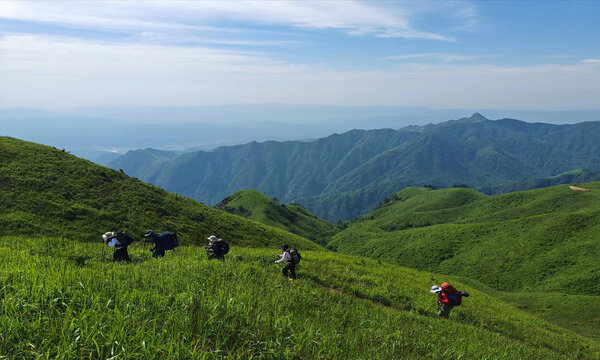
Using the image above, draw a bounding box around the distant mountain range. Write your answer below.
[110,114,600,221]
[3,106,600,166]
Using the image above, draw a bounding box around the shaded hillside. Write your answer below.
[109,148,178,175]
[215,190,337,245]
[329,184,600,295]
[110,115,600,221]
[0,136,318,250]
[480,168,600,194]
[0,237,597,358]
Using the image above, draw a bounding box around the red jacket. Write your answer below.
[438,282,463,306]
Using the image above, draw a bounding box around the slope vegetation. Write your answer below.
[0,136,318,250]
[215,189,337,245]
[0,237,597,359]
[330,184,600,295]
[110,114,600,221]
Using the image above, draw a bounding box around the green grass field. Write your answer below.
[0,237,598,359]
[330,185,600,296]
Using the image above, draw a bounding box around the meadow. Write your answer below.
[0,237,598,359]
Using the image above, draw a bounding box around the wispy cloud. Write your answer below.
[378,53,490,62]
[582,59,600,64]
[0,0,453,41]
[1,34,599,110]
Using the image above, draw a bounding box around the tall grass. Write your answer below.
[0,237,597,359]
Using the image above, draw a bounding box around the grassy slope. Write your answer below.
[0,237,597,359]
[0,136,318,250]
[330,184,600,295]
[215,189,337,245]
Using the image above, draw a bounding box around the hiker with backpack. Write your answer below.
[144,230,178,258]
[205,235,230,261]
[102,231,133,262]
[430,282,470,318]
[275,244,301,280]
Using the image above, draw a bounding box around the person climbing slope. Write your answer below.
[430,282,469,318]
[205,235,230,261]
[275,244,301,280]
[102,231,133,262]
[144,230,178,258]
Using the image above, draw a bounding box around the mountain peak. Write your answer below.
[468,112,488,122]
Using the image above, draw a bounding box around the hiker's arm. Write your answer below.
[275,253,289,263]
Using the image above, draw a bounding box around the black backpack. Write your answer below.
[115,232,134,247]
[159,232,178,250]
[213,240,230,255]
[288,248,301,264]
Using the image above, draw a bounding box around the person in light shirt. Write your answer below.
[102,231,132,262]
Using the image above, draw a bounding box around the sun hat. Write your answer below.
[430,285,442,293]
[102,231,115,241]
[207,235,218,242]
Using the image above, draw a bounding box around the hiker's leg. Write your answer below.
[289,263,297,279]
[438,304,452,318]
[123,247,130,262]
[282,263,291,277]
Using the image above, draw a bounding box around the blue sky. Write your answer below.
[1,0,599,109]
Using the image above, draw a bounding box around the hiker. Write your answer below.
[102,231,133,262]
[275,244,301,280]
[204,235,230,261]
[144,230,178,258]
[430,282,469,318]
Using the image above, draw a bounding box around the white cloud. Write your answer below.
[582,59,600,64]
[0,0,452,41]
[379,53,489,62]
[1,34,599,110]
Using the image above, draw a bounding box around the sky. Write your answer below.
[1,0,600,110]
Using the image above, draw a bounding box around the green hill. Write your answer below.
[329,184,600,296]
[0,136,318,250]
[110,115,600,221]
[1,136,599,357]
[0,236,597,359]
[215,190,337,245]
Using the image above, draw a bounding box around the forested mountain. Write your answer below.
[110,114,600,221]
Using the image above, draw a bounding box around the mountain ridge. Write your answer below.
[110,115,600,221]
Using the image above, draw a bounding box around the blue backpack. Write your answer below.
[158,232,178,250]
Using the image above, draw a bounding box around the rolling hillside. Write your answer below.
[0,237,597,359]
[329,184,600,296]
[0,136,318,250]
[1,136,599,357]
[110,114,600,221]
[215,189,337,245]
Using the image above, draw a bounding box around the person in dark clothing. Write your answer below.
[102,231,131,262]
[275,244,296,279]
[144,230,165,258]
[205,235,229,261]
